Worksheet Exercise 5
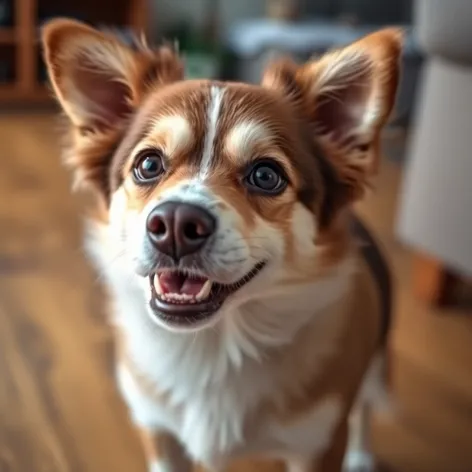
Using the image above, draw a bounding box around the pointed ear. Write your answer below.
[262,28,402,199]
[42,18,183,131]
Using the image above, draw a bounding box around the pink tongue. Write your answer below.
[158,272,207,296]
[181,276,207,296]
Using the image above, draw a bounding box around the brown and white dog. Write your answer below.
[41,19,401,472]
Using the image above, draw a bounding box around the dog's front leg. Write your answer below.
[138,428,193,472]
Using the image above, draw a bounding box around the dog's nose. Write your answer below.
[146,202,216,260]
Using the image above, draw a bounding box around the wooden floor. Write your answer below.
[0,114,471,472]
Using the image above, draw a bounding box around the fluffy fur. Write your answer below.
[42,18,402,472]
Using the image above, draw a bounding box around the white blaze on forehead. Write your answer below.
[199,85,225,179]
[225,120,273,162]
[149,115,192,155]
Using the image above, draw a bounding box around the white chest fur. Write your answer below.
[115,300,281,466]
[118,357,342,469]
[117,350,343,469]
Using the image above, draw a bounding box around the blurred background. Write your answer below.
[0,0,471,471]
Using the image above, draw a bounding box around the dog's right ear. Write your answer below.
[42,18,183,132]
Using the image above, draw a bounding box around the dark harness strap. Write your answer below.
[349,213,393,346]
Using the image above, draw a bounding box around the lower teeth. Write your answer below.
[160,293,199,304]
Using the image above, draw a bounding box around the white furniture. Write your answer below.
[396,0,472,305]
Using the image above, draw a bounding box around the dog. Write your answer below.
[41,18,401,472]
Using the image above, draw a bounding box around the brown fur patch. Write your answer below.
[111,81,210,187]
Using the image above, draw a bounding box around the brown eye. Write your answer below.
[244,159,288,195]
[133,151,164,183]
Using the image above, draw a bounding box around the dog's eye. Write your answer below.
[245,160,287,195]
[133,151,164,183]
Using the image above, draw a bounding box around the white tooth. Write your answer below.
[196,280,213,300]
[154,276,163,295]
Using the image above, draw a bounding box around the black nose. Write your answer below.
[146,202,216,260]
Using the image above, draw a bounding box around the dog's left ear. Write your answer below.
[42,18,183,132]
[262,28,402,203]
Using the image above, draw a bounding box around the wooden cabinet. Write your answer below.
[0,0,147,104]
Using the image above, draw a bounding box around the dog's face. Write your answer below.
[42,20,401,332]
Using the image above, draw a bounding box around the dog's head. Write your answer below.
[42,20,401,333]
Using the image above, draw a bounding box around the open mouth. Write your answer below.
[149,262,266,327]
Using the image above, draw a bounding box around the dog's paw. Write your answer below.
[342,450,376,472]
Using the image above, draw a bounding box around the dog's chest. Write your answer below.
[117,327,344,470]
[116,320,278,466]
[117,357,274,467]
[118,359,343,469]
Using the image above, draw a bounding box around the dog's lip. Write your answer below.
[148,261,267,326]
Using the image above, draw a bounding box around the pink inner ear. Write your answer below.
[314,62,372,145]
[73,55,131,127]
